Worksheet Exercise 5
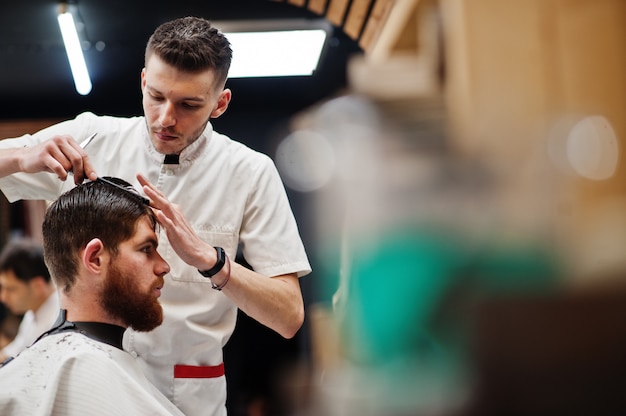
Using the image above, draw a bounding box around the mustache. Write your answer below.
[153,276,165,291]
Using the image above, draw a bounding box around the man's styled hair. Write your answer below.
[0,239,51,284]
[42,177,157,293]
[145,16,232,88]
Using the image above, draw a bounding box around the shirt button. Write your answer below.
[130,350,138,358]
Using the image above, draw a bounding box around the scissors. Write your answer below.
[79,132,97,149]
[68,132,96,178]
[70,133,150,205]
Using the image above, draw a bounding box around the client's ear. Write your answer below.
[83,238,106,274]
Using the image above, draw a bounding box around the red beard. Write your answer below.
[100,262,164,332]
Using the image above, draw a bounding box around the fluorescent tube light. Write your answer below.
[57,10,92,95]
[216,20,330,78]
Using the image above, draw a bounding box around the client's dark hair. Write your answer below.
[42,177,156,293]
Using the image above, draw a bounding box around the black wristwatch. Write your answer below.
[198,247,226,278]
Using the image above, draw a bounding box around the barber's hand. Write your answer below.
[137,173,217,270]
[18,135,97,184]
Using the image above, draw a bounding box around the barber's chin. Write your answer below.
[152,142,178,155]
[150,135,180,154]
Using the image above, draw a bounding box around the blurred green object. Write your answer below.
[344,228,464,364]
[326,226,561,367]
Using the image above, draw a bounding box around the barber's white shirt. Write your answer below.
[1,291,59,357]
[0,112,312,416]
[0,331,184,415]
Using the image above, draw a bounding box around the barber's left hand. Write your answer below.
[136,173,217,270]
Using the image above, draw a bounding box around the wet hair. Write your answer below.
[145,16,232,88]
[0,239,51,284]
[42,177,156,293]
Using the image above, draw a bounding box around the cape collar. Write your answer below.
[36,309,126,350]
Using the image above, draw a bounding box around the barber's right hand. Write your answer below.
[19,135,97,185]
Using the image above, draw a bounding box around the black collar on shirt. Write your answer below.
[163,154,180,164]
[34,309,126,350]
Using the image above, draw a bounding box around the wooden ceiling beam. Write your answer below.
[266,0,429,56]
[359,0,396,52]
[308,0,329,15]
[344,0,374,40]
[326,0,352,27]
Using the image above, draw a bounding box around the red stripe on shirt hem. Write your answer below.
[174,363,225,378]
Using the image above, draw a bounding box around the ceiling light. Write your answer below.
[57,3,91,95]
[216,20,330,78]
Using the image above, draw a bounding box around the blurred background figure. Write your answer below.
[278,90,562,416]
[0,303,20,350]
[273,0,626,413]
[0,238,58,361]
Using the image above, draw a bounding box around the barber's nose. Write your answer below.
[159,102,176,127]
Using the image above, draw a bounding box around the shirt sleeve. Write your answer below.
[239,154,311,278]
[0,112,98,202]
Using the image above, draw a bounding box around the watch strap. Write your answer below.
[198,247,226,278]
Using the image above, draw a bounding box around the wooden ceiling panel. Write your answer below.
[359,0,396,51]
[326,0,352,27]
[274,0,428,56]
[308,0,329,15]
[287,0,307,7]
[344,0,374,40]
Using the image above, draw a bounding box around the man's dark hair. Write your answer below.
[0,239,51,284]
[42,177,157,293]
[145,16,232,88]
